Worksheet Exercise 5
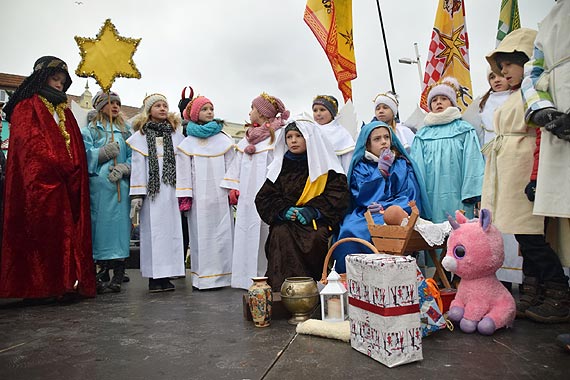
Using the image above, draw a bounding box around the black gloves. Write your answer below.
[525,180,536,202]
[545,113,570,142]
[532,108,564,127]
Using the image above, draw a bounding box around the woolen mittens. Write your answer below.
[98,142,120,163]
[178,197,192,211]
[525,180,536,202]
[378,149,395,177]
[367,202,383,214]
[545,113,570,142]
[108,163,130,183]
[229,189,240,206]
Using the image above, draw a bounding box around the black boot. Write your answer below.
[516,276,541,318]
[108,260,126,293]
[525,281,570,323]
[149,278,163,293]
[95,261,111,294]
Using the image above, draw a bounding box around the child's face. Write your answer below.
[500,61,524,87]
[312,104,333,125]
[375,104,395,123]
[150,100,169,122]
[286,130,306,155]
[366,126,391,157]
[430,95,453,113]
[198,103,214,123]
[46,71,67,92]
[249,106,266,125]
[488,72,509,92]
[102,100,121,119]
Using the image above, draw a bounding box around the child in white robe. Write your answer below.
[221,92,290,290]
[127,94,185,293]
[177,96,235,289]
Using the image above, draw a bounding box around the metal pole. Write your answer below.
[414,42,424,92]
[375,0,396,94]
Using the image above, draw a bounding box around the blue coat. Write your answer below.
[410,118,484,223]
[81,121,132,261]
[333,157,422,273]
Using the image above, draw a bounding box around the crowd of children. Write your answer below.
[0,12,568,337]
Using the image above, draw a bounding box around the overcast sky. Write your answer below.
[2,0,552,124]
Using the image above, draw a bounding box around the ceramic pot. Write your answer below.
[248,277,273,327]
[280,277,319,325]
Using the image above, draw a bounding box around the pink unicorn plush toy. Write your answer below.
[442,209,516,335]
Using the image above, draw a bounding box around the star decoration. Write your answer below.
[339,29,354,51]
[436,25,469,72]
[75,19,141,92]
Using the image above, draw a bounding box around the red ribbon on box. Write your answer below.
[349,297,419,317]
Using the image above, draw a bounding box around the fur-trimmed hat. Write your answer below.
[93,90,121,112]
[373,92,399,116]
[143,93,168,115]
[251,92,289,119]
[312,95,339,117]
[486,28,537,76]
[426,77,460,110]
[186,96,213,123]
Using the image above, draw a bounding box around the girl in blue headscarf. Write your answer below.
[333,121,432,273]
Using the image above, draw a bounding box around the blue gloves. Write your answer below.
[296,207,319,225]
[280,206,319,225]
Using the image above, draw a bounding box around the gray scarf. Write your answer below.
[142,121,176,199]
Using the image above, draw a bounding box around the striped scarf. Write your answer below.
[142,121,176,199]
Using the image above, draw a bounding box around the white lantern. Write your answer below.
[320,261,347,322]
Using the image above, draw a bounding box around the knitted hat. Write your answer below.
[143,93,168,115]
[426,77,460,110]
[284,121,302,136]
[92,90,121,112]
[373,92,399,116]
[187,96,213,123]
[486,28,537,76]
[312,95,338,117]
[251,92,289,119]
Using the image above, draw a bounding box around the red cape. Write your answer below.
[0,95,96,298]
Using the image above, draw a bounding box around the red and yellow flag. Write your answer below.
[304,0,357,102]
[420,0,472,112]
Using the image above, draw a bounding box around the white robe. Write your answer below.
[220,133,278,290]
[176,132,236,289]
[317,118,355,172]
[127,131,185,279]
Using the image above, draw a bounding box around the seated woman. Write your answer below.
[333,121,432,273]
[255,117,350,291]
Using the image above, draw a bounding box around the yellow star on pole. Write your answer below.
[75,19,141,92]
[436,25,469,72]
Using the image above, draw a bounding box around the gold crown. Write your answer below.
[260,92,279,110]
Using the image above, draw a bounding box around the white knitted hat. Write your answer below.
[426,77,460,110]
[373,92,399,116]
[143,93,168,115]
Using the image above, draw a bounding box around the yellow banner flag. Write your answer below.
[304,0,357,102]
[420,0,472,112]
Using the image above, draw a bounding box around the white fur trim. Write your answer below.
[424,106,462,126]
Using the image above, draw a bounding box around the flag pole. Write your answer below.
[375,0,396,94]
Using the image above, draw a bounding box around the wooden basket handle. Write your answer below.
[320,237,379,284]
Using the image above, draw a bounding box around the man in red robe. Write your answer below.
[0,56,95,300]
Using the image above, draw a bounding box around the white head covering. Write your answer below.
[373,92,399,116]
[266,115,345,183]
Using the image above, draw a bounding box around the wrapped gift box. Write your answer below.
[346,253,422,368]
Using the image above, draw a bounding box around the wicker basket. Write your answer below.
[320,237,379,284]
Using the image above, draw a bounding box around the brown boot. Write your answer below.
[516,277,541,318]
[525,281,570,323]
